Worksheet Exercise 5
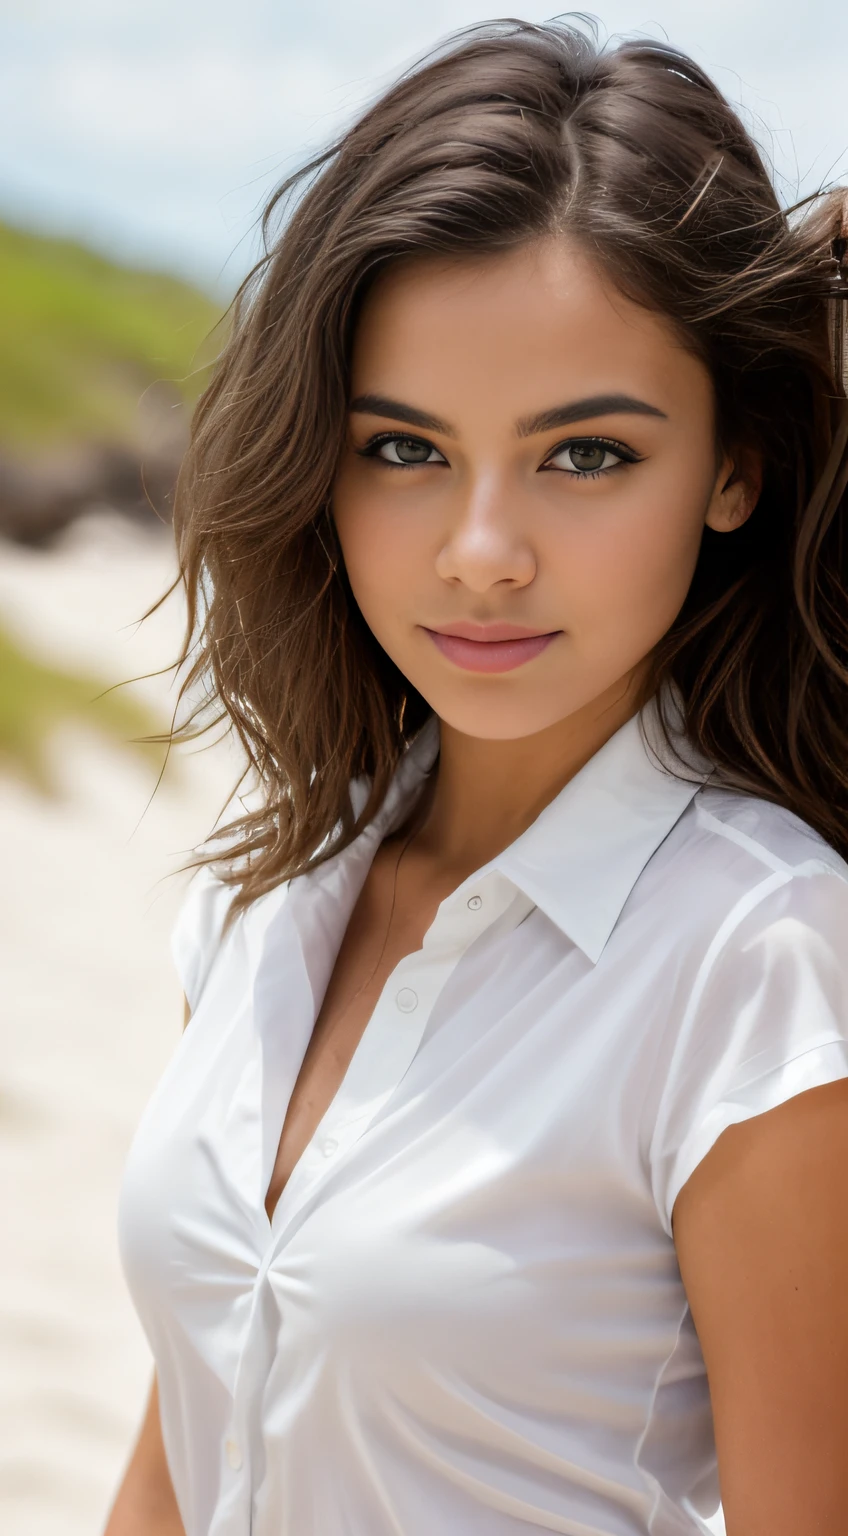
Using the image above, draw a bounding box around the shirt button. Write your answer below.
[467,894,483,910]
[395,987,418,1013]
[322,1137,338,1157]
[225,1437,242,1470]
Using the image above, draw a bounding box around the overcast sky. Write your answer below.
[1,0,846,295]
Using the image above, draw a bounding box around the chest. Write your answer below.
[120,946,689,1486]
[117,823,730,1534]
[121,879,673,1305]
[263,841,455,1221]
[117,880,708,1525]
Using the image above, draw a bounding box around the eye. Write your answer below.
[360,433,448,467]
[543,437,637,478]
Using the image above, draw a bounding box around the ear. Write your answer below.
[704,445,763,533]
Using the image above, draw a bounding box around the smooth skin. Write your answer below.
[103,1374,184,1535]
[107,238,848,1535]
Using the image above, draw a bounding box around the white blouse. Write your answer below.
[117,684,848,1536]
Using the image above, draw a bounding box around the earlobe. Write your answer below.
[726,488,752,528]
[705,488,751,534]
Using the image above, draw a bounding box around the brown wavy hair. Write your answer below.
[164,16,848,917]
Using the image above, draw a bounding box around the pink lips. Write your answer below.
[423,621,560,674]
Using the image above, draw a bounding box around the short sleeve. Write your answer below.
[650,867,848,1237]
[170,864,237,1013]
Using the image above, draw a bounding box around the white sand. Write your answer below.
[0,516,241,1536]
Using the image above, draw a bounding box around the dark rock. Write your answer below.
[0,442,182,546]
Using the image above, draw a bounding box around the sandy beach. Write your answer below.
[0,516,240,1536]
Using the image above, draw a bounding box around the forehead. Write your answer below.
[350,238,706,417]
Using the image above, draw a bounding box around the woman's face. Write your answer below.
[332,238,755,741]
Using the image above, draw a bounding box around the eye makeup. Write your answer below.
[356,431,644,480]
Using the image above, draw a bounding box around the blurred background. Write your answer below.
[0,3,845,1533]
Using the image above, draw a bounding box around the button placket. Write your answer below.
[211,1417,253,1536]
[257,871,529,1270]
[221,868,536,1532]
[259,954,476,1264]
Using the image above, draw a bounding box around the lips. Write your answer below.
[423,623,561,674]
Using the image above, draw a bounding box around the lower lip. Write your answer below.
[424,629,559,673]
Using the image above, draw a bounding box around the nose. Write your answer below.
[435,474,536,592]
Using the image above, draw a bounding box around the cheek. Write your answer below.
[555,469,708,641]
[333,482,432,634]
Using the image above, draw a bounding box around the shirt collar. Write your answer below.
[494,684,714,962]
[370,680,715,966]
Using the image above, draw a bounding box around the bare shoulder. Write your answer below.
[672,1077,848,1535]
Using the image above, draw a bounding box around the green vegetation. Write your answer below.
[0,220,225,447]
[0,225,218,785]
[0,621,168,793]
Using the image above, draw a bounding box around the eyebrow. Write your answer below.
[350,394,454,435]
[516,394,668,437]
[349,391,667,439]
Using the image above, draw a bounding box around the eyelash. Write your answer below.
[356,431,642,479]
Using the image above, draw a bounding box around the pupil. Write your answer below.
[571,443,606,471]
[396,438,430,463]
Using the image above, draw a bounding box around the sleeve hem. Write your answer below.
[660,1037,848,1238]
[170,865,234,1014]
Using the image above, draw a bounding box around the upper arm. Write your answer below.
[672,1076,848,1536]
[103,1372,185,1534]
[182,993,191,1031]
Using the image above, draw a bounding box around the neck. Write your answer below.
[415,669,651,875]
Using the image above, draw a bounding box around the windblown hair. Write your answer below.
[168,16,848,916]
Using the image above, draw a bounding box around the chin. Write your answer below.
[415,682,580,742]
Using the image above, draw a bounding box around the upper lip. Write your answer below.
[426,621,560,642]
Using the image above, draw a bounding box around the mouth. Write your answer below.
[422,622,562,674]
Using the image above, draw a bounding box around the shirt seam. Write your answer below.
[632,1293,698,1533]
[695,802,792,874]
[696,801,845,882]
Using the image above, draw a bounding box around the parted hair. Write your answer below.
[166,16,848,917]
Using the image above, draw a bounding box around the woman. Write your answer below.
[106,19,848,1536]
